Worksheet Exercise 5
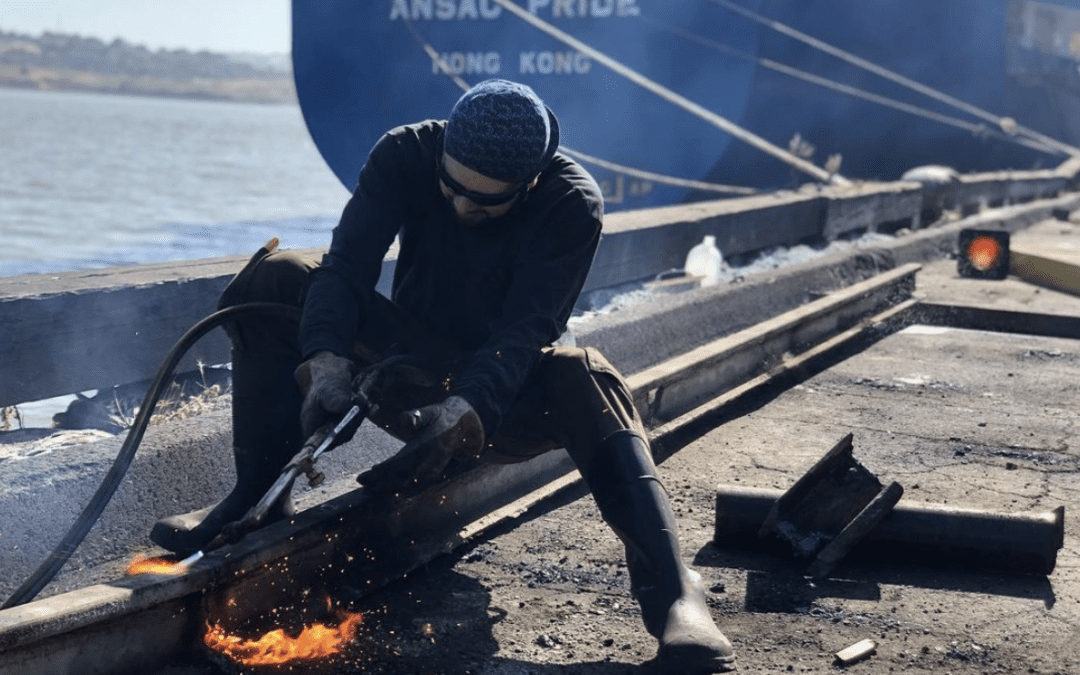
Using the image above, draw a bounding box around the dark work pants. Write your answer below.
[219,249,649,470]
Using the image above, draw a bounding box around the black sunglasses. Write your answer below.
[437,159,528,207]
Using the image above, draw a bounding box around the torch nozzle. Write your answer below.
[179,550,204,569]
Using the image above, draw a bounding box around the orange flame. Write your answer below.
[203,611,363,666]
[125,555,184,576]
[968,235,1002,272]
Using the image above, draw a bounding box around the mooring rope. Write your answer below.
[403,19,472,93]
[399,16,761,195]
[556,147,759,195]
[647,18,1062,157]
[485,0,847,185]
[707,0,1080,158]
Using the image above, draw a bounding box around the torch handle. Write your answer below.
[204,404,365,551]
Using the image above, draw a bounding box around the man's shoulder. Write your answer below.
[367,120,445,172]
[384,119,446,140]
[539,153,604,220]
[374,120,445,156]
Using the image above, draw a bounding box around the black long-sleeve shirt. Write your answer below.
[300,120,603,435]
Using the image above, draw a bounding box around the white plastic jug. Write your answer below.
[684,234,722,286]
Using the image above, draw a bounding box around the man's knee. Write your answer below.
[538,346,637,415]
[538,346,593,387]
[539,346,627,390]
[219,249,317,352]
[539,345,645,436]
[220,249,318,309]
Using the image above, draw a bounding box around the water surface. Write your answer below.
[1,88,351,276]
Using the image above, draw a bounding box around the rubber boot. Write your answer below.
[584,430,737,673]
[150,350,302,556]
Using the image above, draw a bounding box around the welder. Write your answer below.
[151,79,737,673]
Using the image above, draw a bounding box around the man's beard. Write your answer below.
[441,197,518,229]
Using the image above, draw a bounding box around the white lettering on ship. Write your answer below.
[598,174,652,204]
[527,0,640,17]
[519,50,591,74]
[433,51,502,75]
[390,0,502,20]
[390,0,639,20]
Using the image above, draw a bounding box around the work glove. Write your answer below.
[294,351,355,441]
[357,395,484,495]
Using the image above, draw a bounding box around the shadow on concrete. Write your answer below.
[694,540,1057,612]
[335,558,645,675]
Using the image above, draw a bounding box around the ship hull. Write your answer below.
[292,0,1080,210]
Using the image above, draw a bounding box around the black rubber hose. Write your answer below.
[1,302,301,609]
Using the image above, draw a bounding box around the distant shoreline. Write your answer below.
[0,63,296,105]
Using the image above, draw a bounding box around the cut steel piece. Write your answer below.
[757,433,903,579]
[716,485,1064,575]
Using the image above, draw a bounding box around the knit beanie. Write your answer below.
[444,79,560,182]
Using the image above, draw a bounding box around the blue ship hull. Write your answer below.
[292,0,1080,211]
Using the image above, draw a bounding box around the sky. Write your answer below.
[2,0,292,54]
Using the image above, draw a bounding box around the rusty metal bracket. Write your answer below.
[757,433,903,579]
